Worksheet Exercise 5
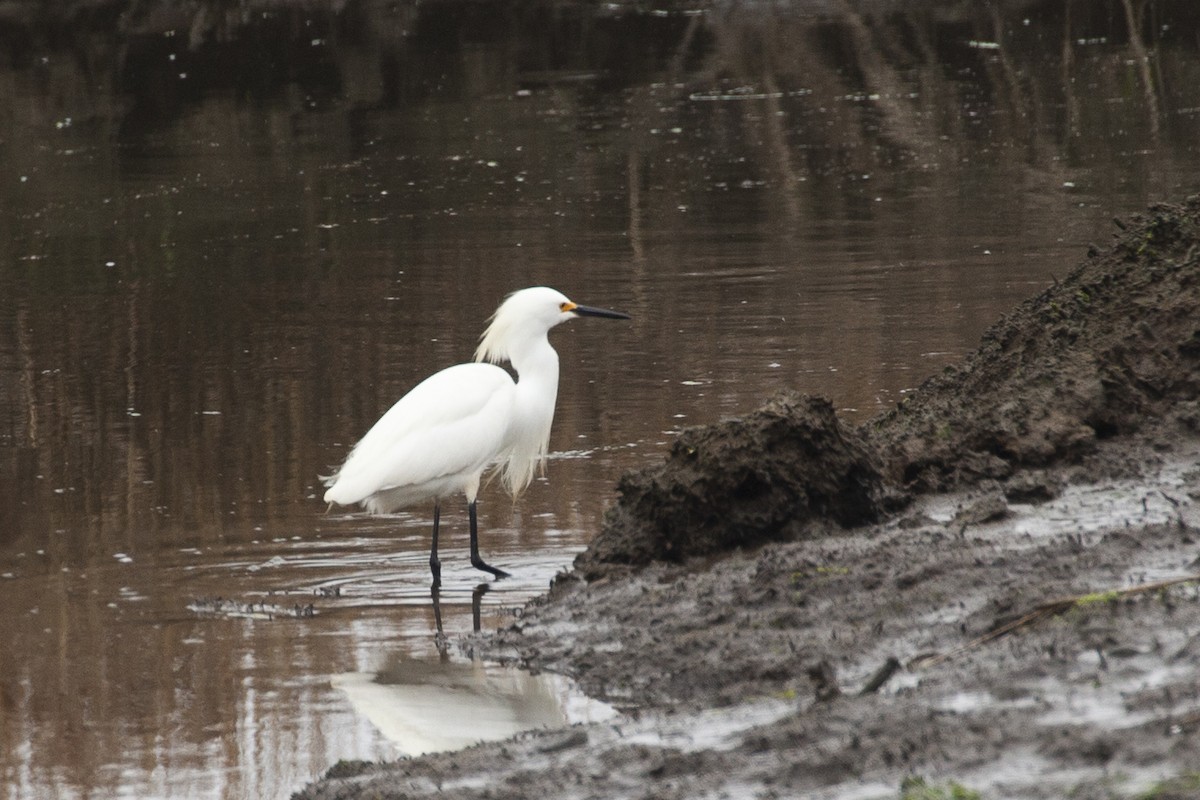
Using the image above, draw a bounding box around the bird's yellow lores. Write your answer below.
[322,287,630,586]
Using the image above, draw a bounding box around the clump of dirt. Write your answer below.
[873,196,1200,491]
[576,392,895,578]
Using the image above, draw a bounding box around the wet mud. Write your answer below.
[294,197,1200,799]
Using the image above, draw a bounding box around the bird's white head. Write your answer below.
[474,286,629,365]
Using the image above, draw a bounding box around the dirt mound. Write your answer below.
[874,196,1200,490]
[575,393,893,578]
[581,197,1200,575]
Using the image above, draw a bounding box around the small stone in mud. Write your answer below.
[534,729,589,753]
[897,511,938,530]
[321,760,377,780]
[1003,470,1064,504]
[952,492,1009,527]
[806,660,841,702]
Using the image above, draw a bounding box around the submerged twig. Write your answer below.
[911,573,1200,669]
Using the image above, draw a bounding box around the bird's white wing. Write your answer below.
[324,363,516,506]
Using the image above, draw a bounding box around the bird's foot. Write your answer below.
[472,558,511,580]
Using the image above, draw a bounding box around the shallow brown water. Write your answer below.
[2,1,1200,798]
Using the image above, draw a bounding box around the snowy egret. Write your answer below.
[322,286,630,585]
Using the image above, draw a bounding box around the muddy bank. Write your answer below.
[294,198,1200,799]
[295,456,1200,799]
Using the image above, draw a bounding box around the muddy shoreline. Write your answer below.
[294,198,1200,799]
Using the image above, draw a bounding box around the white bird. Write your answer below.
[322,286,630,586]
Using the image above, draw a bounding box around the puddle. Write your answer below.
[613,699,796,752]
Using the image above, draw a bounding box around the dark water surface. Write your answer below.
[2,1,1200,797]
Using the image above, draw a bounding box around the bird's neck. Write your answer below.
[498,334,560,496]
[510,334,560,398]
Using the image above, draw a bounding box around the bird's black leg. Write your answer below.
[429,501,442,588]
[468,500,511,579]
[430,583,449,658]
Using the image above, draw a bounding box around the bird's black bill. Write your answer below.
[573,304,631,320]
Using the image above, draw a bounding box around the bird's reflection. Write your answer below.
[431,584,449,658]
[471,582,489,631]
[335,582,615,756]
[331,654,612,756]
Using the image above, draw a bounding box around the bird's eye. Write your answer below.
[559,302,571,312]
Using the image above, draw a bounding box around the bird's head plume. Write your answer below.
[474,287,575,365]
